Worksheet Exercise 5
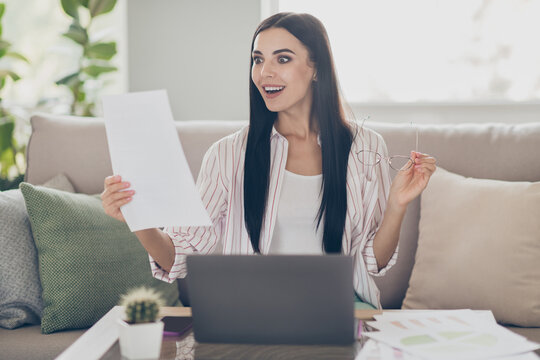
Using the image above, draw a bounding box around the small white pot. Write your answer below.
[118,319,164,359]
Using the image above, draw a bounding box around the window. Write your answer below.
[277,0,540,104]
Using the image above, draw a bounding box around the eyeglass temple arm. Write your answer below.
[416,127,418,153]
[411,122,418,153]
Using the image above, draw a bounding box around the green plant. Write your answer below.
[56,0,118,116]
[120,287,165,324]
[0,2,29,191]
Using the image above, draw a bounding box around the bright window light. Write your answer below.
[278,0,540,104]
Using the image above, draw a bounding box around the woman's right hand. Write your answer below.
[101,175,135,222]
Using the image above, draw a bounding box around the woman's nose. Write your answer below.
[260,62,275,78]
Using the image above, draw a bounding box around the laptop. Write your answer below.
[185,255,355,345]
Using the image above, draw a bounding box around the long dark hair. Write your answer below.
[244,12,353,254]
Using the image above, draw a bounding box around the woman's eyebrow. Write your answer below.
[273,48,296,55]
[252,48,296,56]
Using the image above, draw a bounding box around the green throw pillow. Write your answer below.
[20,183,180,334]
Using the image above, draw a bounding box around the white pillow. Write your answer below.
[402,167,540,327]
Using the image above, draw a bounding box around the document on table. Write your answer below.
[102,90,211,231]
[361,310,540,360]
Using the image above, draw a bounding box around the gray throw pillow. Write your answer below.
[0,174,75,329]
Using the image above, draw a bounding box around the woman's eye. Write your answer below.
[253,57,263,64]
[278,56,290,64]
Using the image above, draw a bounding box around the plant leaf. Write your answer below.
[61,0,80,20]
[55,72,80,86]
[77,90,86,102]
[0,120,14,153]
[82,64,117,77]
[6,52,29,63]
[0,4,5,21]
[62,21,88,45]
[0,147,15,178]
[88,0,116,18]
[85,42,116,60]
[0,70,21,82]
[0,39,11,54]
[0,39,10,58]
[80,0,89,8]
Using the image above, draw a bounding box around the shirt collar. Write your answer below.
[271,124,282,139]
[271,124,322,146]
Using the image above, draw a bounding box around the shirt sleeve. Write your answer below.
[150,140,228,283]
[353,131,398,278]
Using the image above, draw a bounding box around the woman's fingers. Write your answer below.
[412,152,436,165]
[102,175,133,222]
[104,189,135,206]
[104,174,122,187]
[110,196,133,211]
[414,162,437,176]
[105,181,131,196]
[103,175,130,193]
[102,176,131,199]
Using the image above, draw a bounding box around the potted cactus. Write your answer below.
[118,287,165,359]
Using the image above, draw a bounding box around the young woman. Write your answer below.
[101,12,436,309]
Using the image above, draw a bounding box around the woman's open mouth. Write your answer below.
[263,86,285,99]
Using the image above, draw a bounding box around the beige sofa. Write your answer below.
[1,113,539,359]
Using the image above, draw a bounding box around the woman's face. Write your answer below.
[251,27,316,113]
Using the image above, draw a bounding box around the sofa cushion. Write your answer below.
[0,174,74,329]
[19,183,180,334]
[402,167,540,327]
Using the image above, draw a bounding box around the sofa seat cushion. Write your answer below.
[0,325,86,360]
[403,167,540,327]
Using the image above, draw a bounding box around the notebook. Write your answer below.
[186,254,355,345]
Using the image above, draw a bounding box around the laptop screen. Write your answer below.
[186,255,355,345]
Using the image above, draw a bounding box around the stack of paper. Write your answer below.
[356,310,539,360]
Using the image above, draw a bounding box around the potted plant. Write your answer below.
[118,287,165,359]
[0,2,30,190]
[57,0,118,116]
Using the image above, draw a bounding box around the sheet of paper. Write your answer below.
[355,339,540,360]
[102,90,211,231]
[363,310,539,360]
[368,310,497,333]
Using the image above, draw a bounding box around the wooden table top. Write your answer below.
[159,306,382,320]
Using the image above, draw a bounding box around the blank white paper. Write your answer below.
[102,90,211,231]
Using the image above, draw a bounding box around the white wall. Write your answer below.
[127,0,260,121]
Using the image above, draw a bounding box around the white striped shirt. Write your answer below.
[149,122,398,309]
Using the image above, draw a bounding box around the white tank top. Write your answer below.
[268,170,324,255]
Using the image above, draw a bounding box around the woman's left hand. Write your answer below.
[388,151,437,209]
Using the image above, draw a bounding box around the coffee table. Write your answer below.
[101,331,366,359]
[58,306,381,360]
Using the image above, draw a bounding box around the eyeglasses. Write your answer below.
[356,118,418,171]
